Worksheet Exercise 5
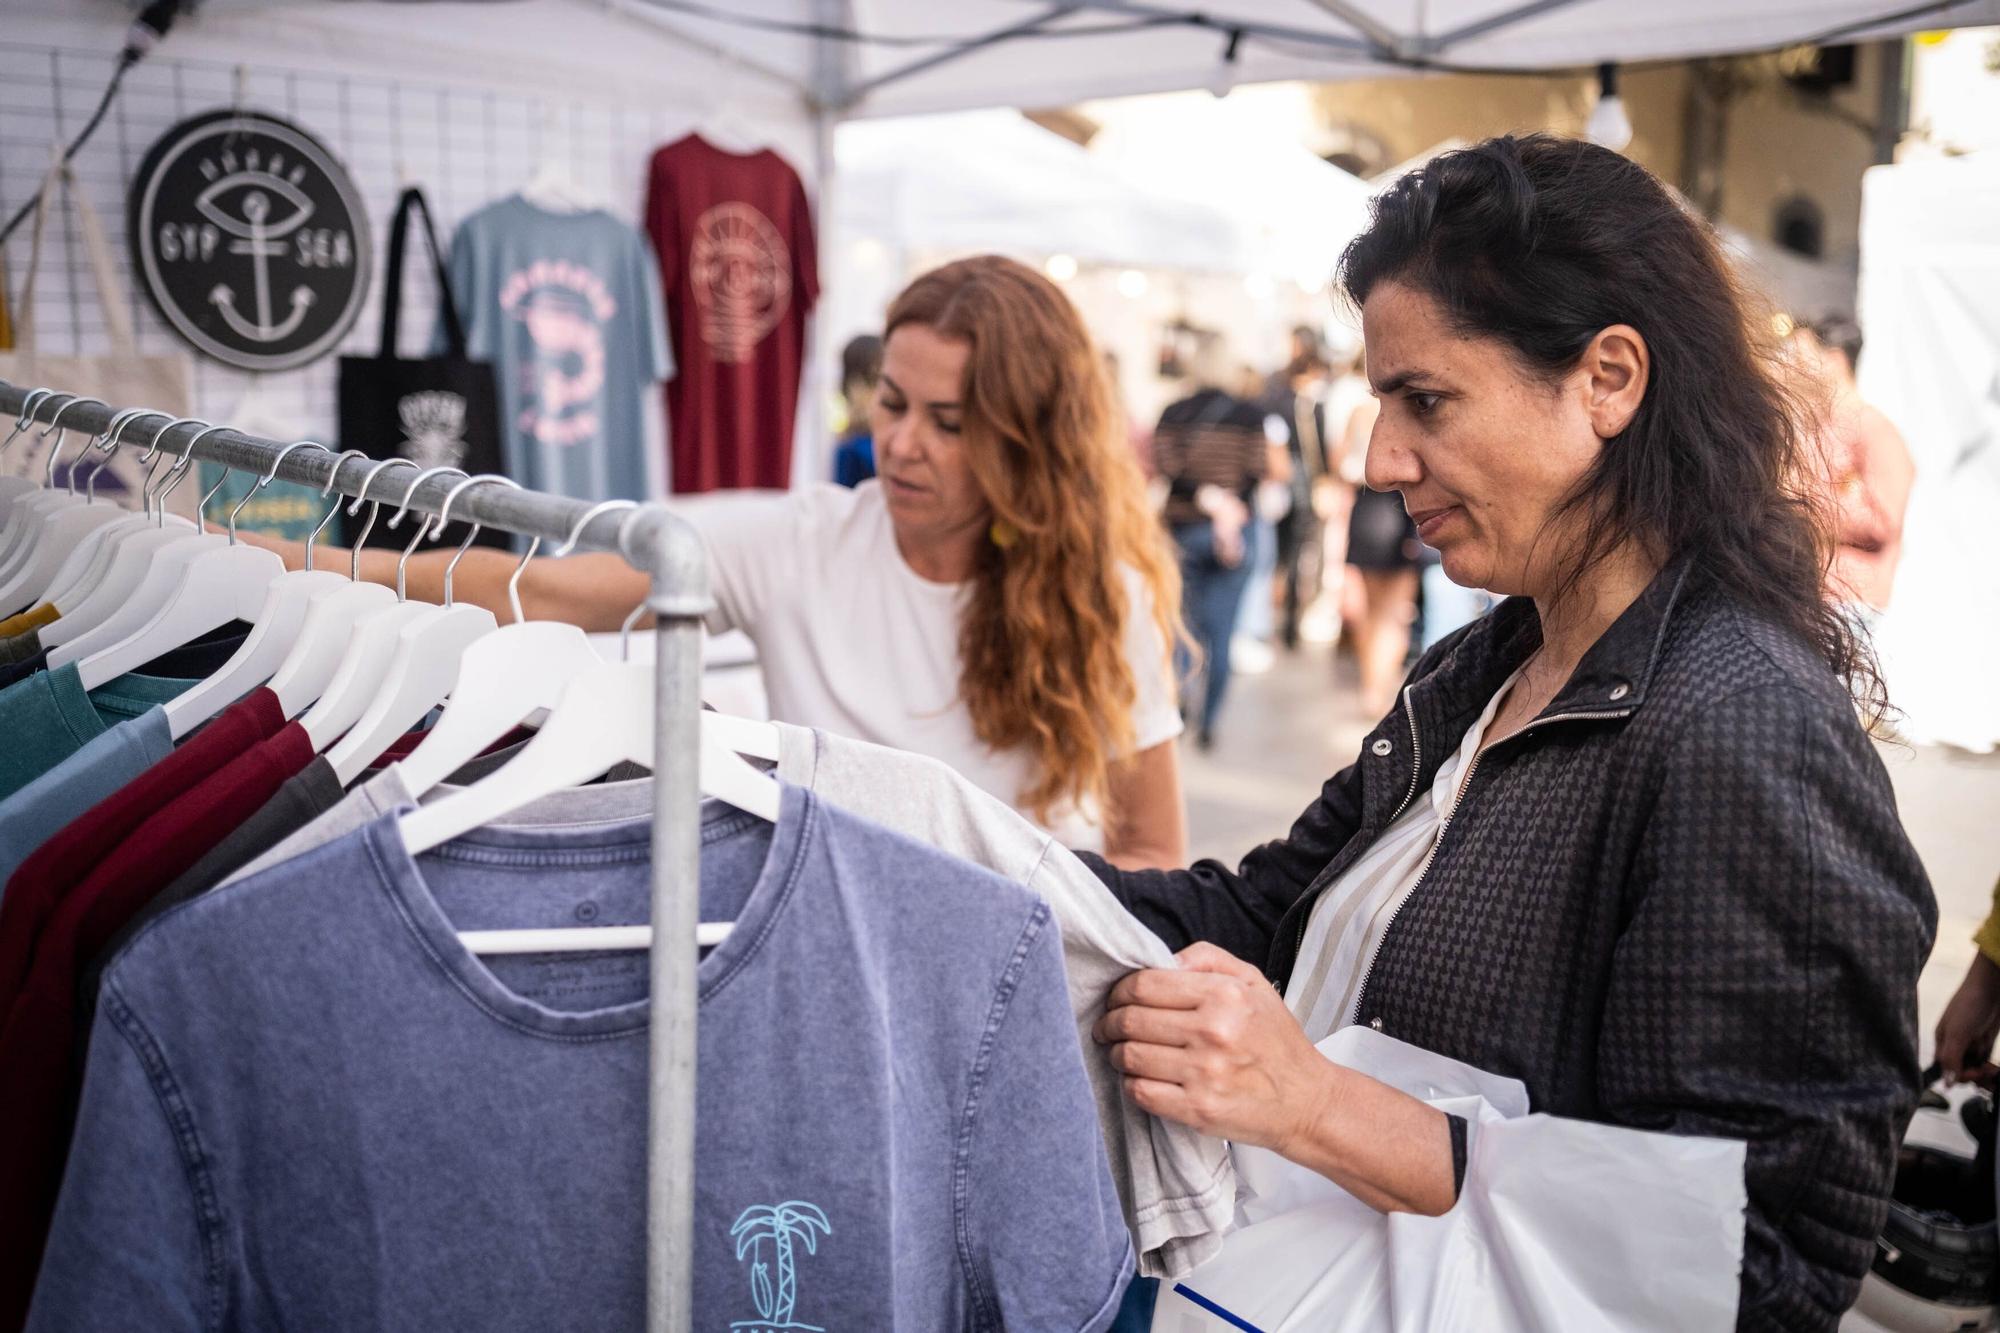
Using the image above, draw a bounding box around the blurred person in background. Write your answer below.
[1260,328,1334,651]
[1335,394,1421,715]
[831,333,884,488]
[1934,871,2000,1088]
[1297,338,1372,648]
[1796,316,1915,620]
[1154,334,1285,749]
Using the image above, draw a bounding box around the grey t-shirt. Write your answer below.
[35,785,1132,1331]
[773,723,1234,1279]
[446,194,672,507]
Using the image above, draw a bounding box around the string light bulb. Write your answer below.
[1586,62,1633,152]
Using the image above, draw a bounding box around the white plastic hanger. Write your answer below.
[401,566,781,953]
[268,454,408,719]
[0,399,130,612]
[393,496,629,798]
[50,429,239,669]
[0,394,103,567]
[518,111,600,214]
[161,441,349,738]
[41,422,213,655]
[0,391,81,556]
[701,91,771,156]
[0,388,58,521]
[297,464,466,750]
[323,473,505,784]
[74,447,286,692]
[35,408,178,610]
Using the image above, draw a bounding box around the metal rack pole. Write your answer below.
[0,381,711,1333]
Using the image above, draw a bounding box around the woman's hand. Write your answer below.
[1095,942,1458,1216]
[1936,952,2000,1086]
[1094,942,1338,1155]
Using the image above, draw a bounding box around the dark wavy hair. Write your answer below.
[1340,133,1884,722]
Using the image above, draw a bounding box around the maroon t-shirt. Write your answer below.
[646,133,819,493]
[0,721,314,1328]
[0,688,285,1016]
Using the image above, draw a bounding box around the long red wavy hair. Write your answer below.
[885,257,1182,828]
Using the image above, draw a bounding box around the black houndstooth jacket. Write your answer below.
[1086,558,1937,1331]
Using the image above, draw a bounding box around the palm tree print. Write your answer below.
[729,1200,832,1331]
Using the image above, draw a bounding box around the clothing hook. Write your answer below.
[309,449,372,574]
[3,387,56,450]
[390,466,466,601]
[135,418,212,521]
[179,425,239,536]
[427,474,519,610]
[385,465,467,533]
[614,507,652,663]
[343,457,420,580]
[38,396,105,487]
[231,440,331,546]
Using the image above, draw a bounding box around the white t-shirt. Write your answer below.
[1283,667,1524,1041]
[678,482,1182,849]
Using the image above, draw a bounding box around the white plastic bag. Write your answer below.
[1153,1028,1747,1332]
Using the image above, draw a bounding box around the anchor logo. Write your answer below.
[195,149,317,344]
[132,109,372,372]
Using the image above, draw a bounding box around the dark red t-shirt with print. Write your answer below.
[646,133,819,493]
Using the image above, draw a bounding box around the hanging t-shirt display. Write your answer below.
[645,134,818,493]
[443,195,671,503]
[32,789,1133,1330]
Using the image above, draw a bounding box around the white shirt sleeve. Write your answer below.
[1120,566,1185,754]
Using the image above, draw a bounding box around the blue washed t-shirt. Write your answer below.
[33,785,1132,1331]
[445,194,672,507]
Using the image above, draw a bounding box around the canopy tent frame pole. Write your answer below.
[0,379,712,1333]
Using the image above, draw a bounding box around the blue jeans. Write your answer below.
[1173,522,1255,735]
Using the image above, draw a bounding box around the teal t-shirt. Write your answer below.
[0,665,203,802]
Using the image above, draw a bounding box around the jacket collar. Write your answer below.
[1422,555,1697,730]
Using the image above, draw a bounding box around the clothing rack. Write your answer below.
[0,379,710,1333]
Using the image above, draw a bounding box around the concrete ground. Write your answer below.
[1181,639,2000,1052]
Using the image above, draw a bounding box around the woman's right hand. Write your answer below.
[1935,952,2000,1086]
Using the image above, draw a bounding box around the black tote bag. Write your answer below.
[337,187,507,548]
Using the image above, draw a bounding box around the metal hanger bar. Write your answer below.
[0,377,709,1333]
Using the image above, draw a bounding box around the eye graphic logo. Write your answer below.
[131,110,372,371]
[728,1201,831,1331]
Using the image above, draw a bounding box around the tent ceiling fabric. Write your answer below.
[601,0,2000,115]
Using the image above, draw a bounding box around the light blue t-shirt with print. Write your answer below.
[33,784,1133,1331]
[445,194,672,507]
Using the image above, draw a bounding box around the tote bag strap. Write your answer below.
[7,158,64,355]
[377,186,466,358]
[9,160,139,358]
[64,165,138,355]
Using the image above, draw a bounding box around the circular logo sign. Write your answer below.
[129,109,371,371]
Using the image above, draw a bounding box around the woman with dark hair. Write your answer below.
[1087,135,1935,1329]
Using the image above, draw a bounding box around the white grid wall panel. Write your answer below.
[1,40,694,447]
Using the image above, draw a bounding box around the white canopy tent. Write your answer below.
[32,1,1993,124]
[835,109,1251,273]
[593,0,2000,117]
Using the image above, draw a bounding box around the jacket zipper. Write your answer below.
[1293,684,1426,969]
[1344,699,1637,1028]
